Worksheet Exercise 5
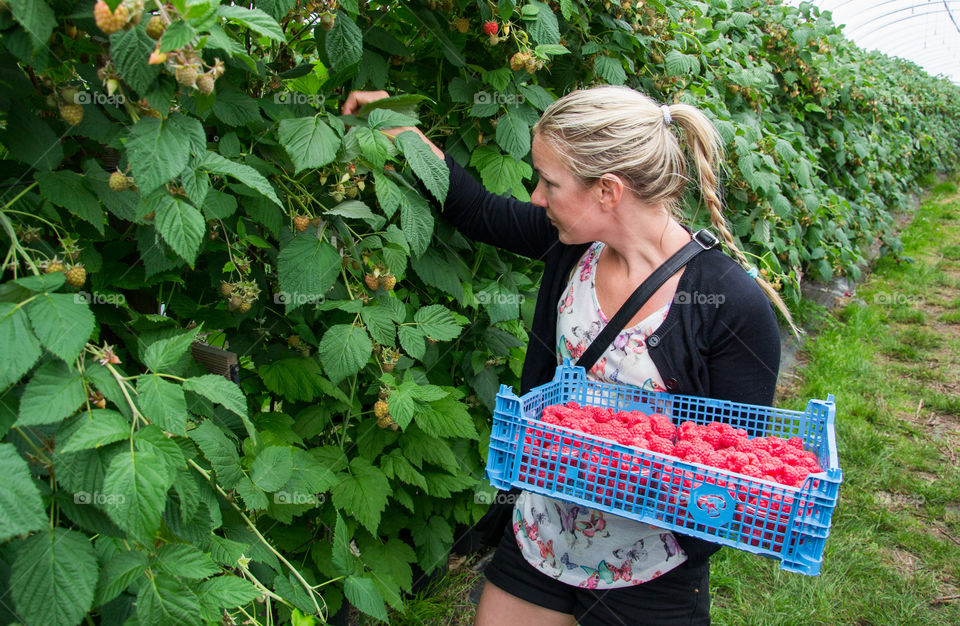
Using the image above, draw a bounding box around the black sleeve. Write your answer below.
[422,153,560,260]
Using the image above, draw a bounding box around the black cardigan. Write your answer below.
[429,153,782,565]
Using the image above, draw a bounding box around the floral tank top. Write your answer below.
[513,241,688,589]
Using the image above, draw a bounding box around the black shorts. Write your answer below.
[483,520,710,626]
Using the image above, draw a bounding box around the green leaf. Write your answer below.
[143,327,200,373]
[325,11,364,72]
[203,189,239,220]
[138,374,188,435]
[198,151,282,207]
[380,449,426,490]
[58,410,130,453]
[410,515,452,574]
[318,324,373,384]
[127,115,205,196]
[396,130,449,204]
[367,109,419,131]
[665,50,701,77]
[331,457,390,534]
[410,249,463,300]
[94,550,148,607]
[1,108,62,171]
[416,396,478,439]
[525,0,560,44]
[325,200,383,228]
[332,512,362,574]
[0,443,46,541]
[137,573,202,625]
[398,188,434,257]
[102,448,174,543]
[495,110,531,160]
[353,126,392,170]
[258,357,327,402]
[0,302,42,390]
[11,528,98,626]
[17,360,85,426]
[199,575,260,609]
[181,167,210,208]
[155,196,206,266]
[35,170,106,234]
[534,43,570,56]
[25,291,95,365]
[189,421,243,488]
[277,235,341,313]
[594,56,627,85]
[401,426,459,471]
[360,305,396,346]
[218,5,285,40]
[345,575,388,622]
[211,88,262,126]
[374,171,403,218]
[155,543,220,579]
[159,21,196,53]
[398,325,425,360]
[251,446,294,492]
[469,145,532,200]
[110,26,162,94]
[183,374,248,421]
[415,304,463,341]
[9,0,56,53]
[278,116,341,173]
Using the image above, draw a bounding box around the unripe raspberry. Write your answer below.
[59,103,84,126]
[145,15,165,39]
[64,264,86,288]
[379,274,396,291]
[524,57,539,73]
[94,0,128,35]
[510,52,527,71]
[176,65,198,88]
[374,400,390,419]
[454,17,469,33]
[488,33,500,45]
[220,281,233,296]
[238,301,252,313]
[293,215,309,232]
[320,12,336,30]
[483,20,498,35]
[287,334,302,348]
[364,274,379,290]
[196,73,215,95]
[44,258,65,274]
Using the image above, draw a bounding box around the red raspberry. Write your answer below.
[787,436,805,450]
[673,440,695,458]
[649,414,676,440]
[701,429,722,448]
[645,436,674,456]
[741,464,762,478]
[703,451,726,468]
[720,430,746,449]
[781,465,803,486]
[689,441,715,459]
[483,20,498,35]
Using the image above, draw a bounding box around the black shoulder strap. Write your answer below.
[575,229,719,372]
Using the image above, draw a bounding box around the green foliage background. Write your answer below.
[0,0,958,624]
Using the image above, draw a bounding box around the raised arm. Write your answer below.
[342,91,560,260]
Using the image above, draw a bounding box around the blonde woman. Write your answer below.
[343,86,787,625]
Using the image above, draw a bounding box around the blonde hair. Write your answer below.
[532,86,799,336]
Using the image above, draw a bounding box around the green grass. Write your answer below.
[711,180,960,626]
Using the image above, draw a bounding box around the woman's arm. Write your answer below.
[342,91,560,260]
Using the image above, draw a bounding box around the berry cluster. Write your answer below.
[541,402,821,487]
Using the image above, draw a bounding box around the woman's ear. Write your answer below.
[595,173,625,211]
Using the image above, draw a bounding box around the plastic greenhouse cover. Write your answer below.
[784,0,960,84]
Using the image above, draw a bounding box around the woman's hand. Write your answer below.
[341,90,390,116]
[341,89,444,159]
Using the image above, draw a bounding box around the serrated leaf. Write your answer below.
[380,450,427,490]
[154,195,205,266]
[198,151,282,207]
[525,0,560,44]
[469,145,532,200]
[59,410,129,453]
[665,50,700,77]
[367,108,419,131]
[183,375,248,422]
[181,167,210,208]
[250,446,293,492]
[2,108,62,171]
[258,357,326,402]
[410,515,452,574]
[396,130,449,204]
[218,5,284,40]
[594,56,627,85]
[137,374,188,435]
[324,200,382,228]
[155,543,220,579]
[102,448,173,543]
[495,110,531,160]
[397,325,425,360]
[359,305,396,346]
[235,476,269,510]
[127,115,205,196]
[94,550,148,607]
[331,457,390,533]
[110,26,162,94]
[345,575,388,621]
[415,396,478,439]
[318,324,372,384]
[277,234,341,313]
[332,513,362,574]
[143,327,200,373]
[398,188,434,257]
[279,116,341,174]
[10,0,56,53]
[137,573,202,625]
[414,305,463,341]
[374,171,403,218]
[409,249,462,300]
[25,291,95,365]
[326,11,364,72]
[202,189,239,220]
[36,170,105,234]
[0,302,42,390]
[199,575,260,609]
[17,359,85,427]
[11,528,97,626]
[0,443,46,541]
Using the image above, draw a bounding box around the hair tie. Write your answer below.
[661,104,672,125]
[745,266,759,279]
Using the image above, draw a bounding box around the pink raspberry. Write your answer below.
[645,436,674,456]
[787,436,805,450]
[649,414,676,440]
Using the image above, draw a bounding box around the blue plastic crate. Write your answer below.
[486,361,842,576]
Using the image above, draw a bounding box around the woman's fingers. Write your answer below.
[342,90,390,116]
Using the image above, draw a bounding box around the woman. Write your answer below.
[343,86,787,625]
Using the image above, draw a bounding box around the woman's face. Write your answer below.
[530,134,601,244]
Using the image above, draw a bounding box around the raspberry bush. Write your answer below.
[0,0,958,624]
